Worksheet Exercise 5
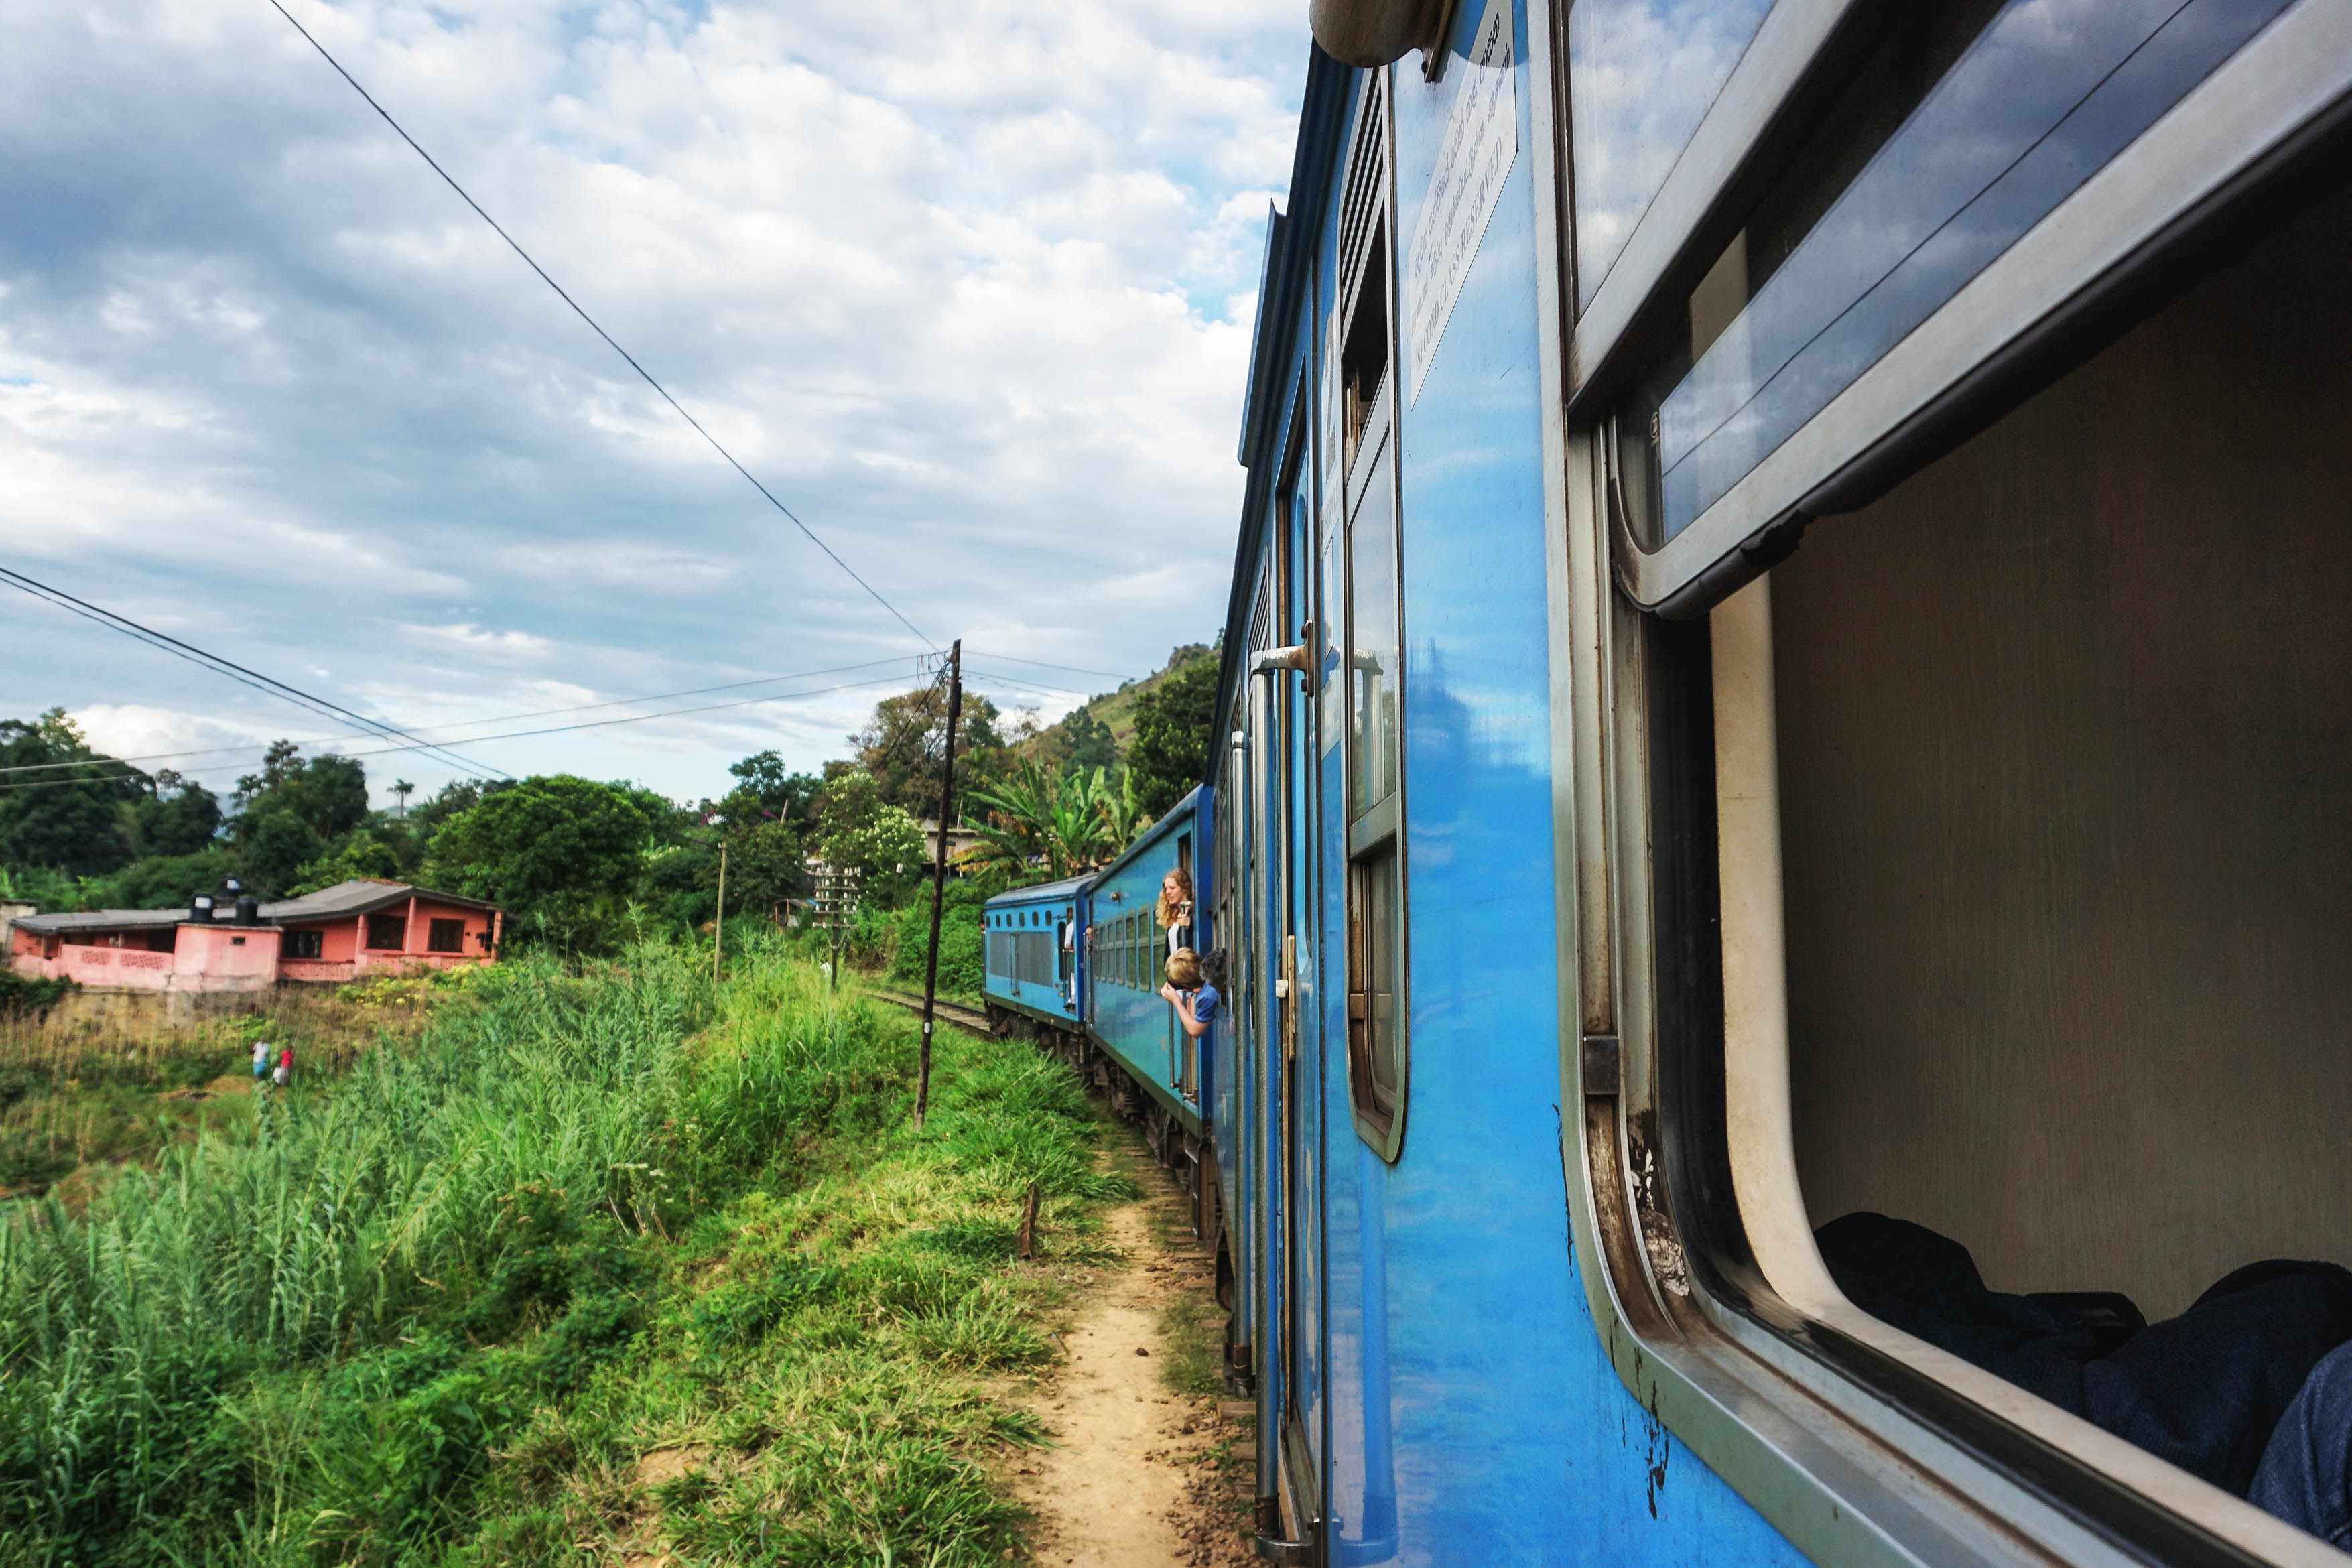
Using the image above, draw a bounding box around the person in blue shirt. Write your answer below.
[1159,946,1218,1039]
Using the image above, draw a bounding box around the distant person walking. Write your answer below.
[251,1039,271,1079]
[273,1045,292,1088]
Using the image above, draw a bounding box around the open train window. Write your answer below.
[1611,167,2352,1563]
[1334,69,1409,1161]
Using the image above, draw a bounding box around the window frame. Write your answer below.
[1335,72,1412,1165]
[363,913,406,952]
[426,917,465,955]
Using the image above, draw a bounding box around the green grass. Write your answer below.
[0,934,1134,1566]
[0,977,458,1199]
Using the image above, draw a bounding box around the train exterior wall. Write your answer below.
[1218,8,1805,1561]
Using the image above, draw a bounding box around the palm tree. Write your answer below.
[1089,767,1149,852]
[963,760,1110,881]
[391,780,415,820]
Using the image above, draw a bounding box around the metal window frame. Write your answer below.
[1339,257,1413,1165]
[1606,0,2352,616]
[1563,0,1857,390]
[1536,0,2352,1561]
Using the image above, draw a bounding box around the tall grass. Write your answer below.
[0,933,1124,1566]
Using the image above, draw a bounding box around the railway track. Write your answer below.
[862,986,994,1037]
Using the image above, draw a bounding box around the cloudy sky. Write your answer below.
[0,0,1305,807]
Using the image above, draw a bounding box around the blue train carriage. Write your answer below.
[1215,0,2352,1563]
[1080,786,1218,1220]
[979,876,1086,1043]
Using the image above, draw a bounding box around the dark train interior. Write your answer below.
[1767,169,2352,1325]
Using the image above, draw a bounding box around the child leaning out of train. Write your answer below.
[1159,947,1219,1039]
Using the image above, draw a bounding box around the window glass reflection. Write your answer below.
[1568,0,1775,312]
[1650,0,2292,541]
[1348,441,1399,819]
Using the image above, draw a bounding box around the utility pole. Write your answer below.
[913,639,963,1132]
[712,839,727,984]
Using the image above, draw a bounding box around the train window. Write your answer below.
[1565,0,1776,312]
[1336,68,1411,1161]
[1610,0,2305,573]
[1622,171,2352,1560]
[1348,842,1404,1136]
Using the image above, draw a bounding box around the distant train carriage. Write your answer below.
[981,786,1221,1236]
[979,875,1084,1033]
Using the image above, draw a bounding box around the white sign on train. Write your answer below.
[1405,0,1518,405]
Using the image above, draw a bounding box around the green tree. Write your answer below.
[1125,655,1220,820]
[428,775,665,949]
[133,771,222,858]
[245,810,324,895]
[0,710,147,877]
[813,771,925,905]
[288,835,402,895]
[962,759,1119,882]
[233,742,369,840]
[850,687,1008,824]
[726,751,823,826]
[78,847,239,911]
[710,820,804,923]
[1063,707,1117,771]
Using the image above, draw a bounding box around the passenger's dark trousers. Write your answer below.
[2253,1340,2352,1547]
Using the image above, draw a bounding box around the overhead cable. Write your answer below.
[0,654,923,777]
[964,649,1136,681]
[263,0,934,650]
[0,566,510,779]
[0,669,933,794]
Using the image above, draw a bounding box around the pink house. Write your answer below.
[9,879,502,994]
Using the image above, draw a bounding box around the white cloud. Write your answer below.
[0,0,1303,800]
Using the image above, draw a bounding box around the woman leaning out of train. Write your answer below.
[1159,948,1219,1040]
[1157,867,1193,954]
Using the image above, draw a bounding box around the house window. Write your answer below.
[426,919,464,954]
[285,929,324,960]
[365,914,406,950]
[145,929,176,952]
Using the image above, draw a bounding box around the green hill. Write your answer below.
[1023,641,1216,765]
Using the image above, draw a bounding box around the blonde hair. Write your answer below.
[1165,947,1203,990]
[1155,866,1194,929]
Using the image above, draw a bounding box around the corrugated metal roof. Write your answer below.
[263,880,497,921]
[13,908,187,933]
[12,880,497,934]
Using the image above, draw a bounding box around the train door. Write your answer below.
[1244,556,1287,1541]
[1275,440,1324,1543]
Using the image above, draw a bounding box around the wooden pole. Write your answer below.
[713,840,727,984]
[914,640,962,1131]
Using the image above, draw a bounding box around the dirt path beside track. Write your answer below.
[1011,1155,1254,1567]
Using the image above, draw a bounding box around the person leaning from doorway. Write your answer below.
[1157,867,1193,954]
[1159,948,1220,1040]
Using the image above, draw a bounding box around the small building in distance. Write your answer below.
[9,879,502,994]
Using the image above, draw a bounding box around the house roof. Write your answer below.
[263,880,499,921]
[11,880,497,935]
[13,908,186,935]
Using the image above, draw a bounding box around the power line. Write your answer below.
[964,649,1136,681]
[962,666,1094,699]
[0,654,922,777]
[0,566,510,779]
[263,0,934,651]
[0,669,933,795]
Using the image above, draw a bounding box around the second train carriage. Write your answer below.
[995,0,2352,1561]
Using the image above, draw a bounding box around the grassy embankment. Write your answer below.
[0,935,1132,1566]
